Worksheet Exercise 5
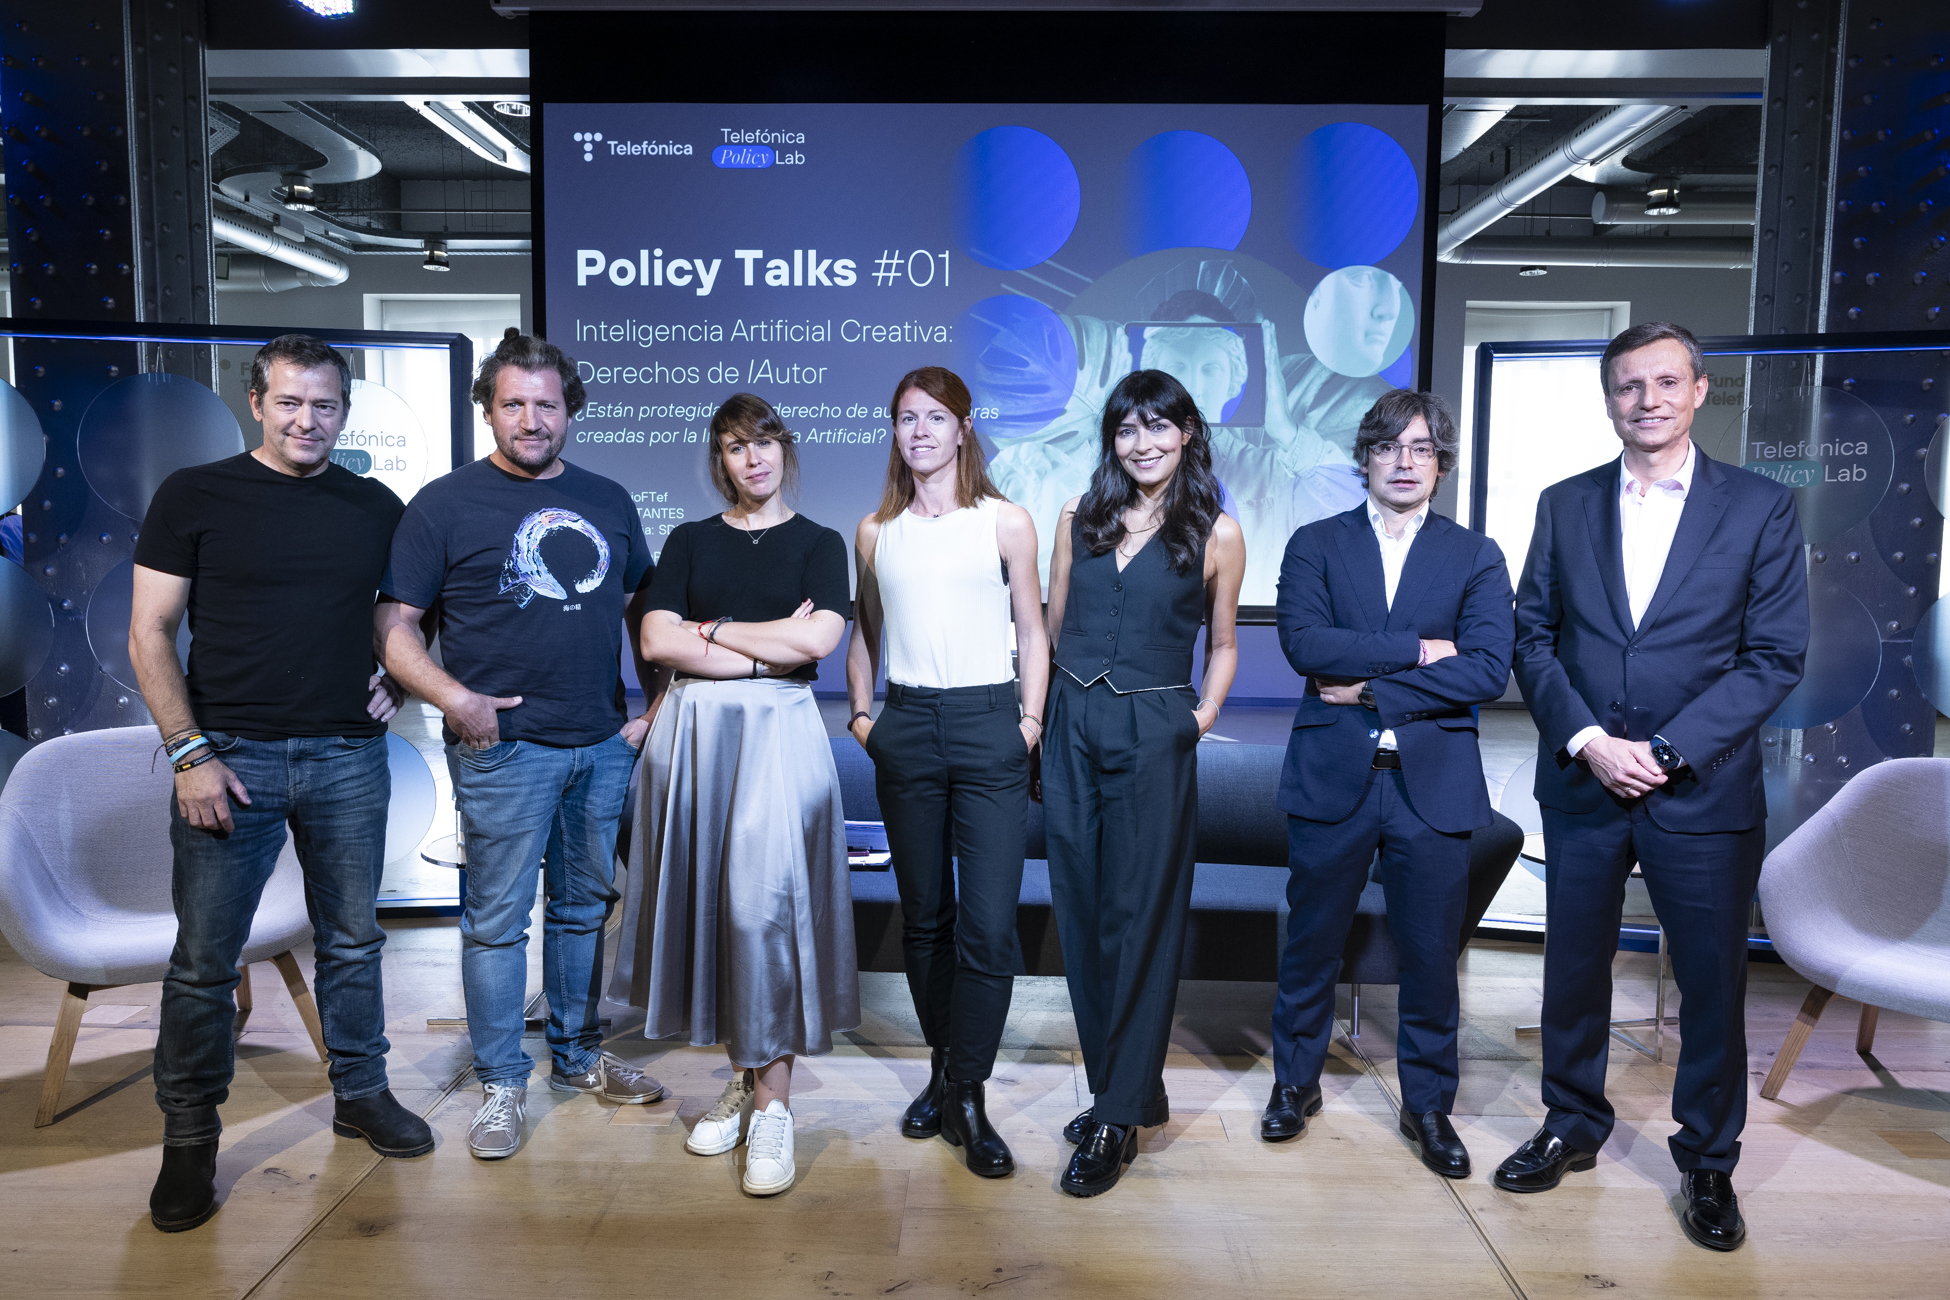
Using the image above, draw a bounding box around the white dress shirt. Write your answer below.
[1566,441,1696,758]
[1368,500,1429,751]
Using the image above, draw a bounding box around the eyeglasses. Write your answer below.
[1368,440,1438,465]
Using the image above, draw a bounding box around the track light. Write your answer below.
[423,240,451,272]
[1644,179,1682,218]
[1518,265,1548,277]
[277,173,317,212]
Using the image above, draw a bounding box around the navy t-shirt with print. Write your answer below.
[382,457,652,747]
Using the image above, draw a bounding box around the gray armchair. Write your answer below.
[1756,757,1950,1100]
[0,727,326,1127]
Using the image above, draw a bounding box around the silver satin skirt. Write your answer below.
[608,677,860,1066]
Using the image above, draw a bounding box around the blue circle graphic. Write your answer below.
[956,126,1081,271]
[1289,123,1419,270]
[1381,348,1415,388]
[1124,131,1252,257]
[956,295,1080,441]
[1915,598,1950,713]
[1768,582,1881,729]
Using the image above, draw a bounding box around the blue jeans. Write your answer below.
[447,733,637,1085]
[155,731,393,1146]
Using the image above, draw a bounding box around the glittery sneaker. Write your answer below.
[741,1100,796,1196]
[686,1070,755,1156]
[549,1051,665,1104]
[467,1083,527,1160]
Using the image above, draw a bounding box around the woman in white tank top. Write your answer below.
[845,366,1049,1180]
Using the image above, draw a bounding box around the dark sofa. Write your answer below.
[834,738,1524,985]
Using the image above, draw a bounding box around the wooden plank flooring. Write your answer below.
[3,924,1948,1299]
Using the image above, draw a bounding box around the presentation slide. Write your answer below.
[542,102,1429,606]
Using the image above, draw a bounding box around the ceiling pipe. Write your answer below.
[1436,104,1684,260]
[1445,236,1753,269]
[211,213,351,285]
[215,253,337,293]
[1591,188,1757,225]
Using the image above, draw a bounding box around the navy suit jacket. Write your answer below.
[1275,506,1515,834]
[1513,448,1809,834]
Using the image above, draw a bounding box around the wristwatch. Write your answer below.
[1649,734,1687,773]
[1358,685,1377,711]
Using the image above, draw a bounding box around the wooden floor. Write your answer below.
[4,920,1949,1300]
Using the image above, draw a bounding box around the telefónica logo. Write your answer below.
[574,131,603,162]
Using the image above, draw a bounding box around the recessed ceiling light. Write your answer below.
[1644,179,1682,218]
[1518,265,1548,277]
[423,240,451,272]
[492,101,531,118]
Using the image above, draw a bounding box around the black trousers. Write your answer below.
[1274,768,1471,1114]
[1540,801,1764,1173]
[1044,675,1200,1128]
[867,681,1029,1083]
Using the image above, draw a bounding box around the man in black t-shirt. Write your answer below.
[377,333,663,1161]
[131,335,433,1234]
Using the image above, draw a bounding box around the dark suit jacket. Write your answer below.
[1275,507,1515,834]
[1513,448,1808,834]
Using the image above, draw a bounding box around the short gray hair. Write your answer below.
[249,334,351,406]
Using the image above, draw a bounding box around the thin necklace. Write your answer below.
[1117,521,1160,559]
[732,512,775,545]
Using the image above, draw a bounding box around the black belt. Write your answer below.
[1371,749,1401,770]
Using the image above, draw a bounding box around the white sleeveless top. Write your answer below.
[874,497,1015,689]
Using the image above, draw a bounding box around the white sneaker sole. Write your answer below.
[741,1162,795,1196]
[548,1075,665,1104]
[469,1138,520,1160]
[686,1124,745,1156]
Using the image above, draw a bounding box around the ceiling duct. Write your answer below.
[216,100,383,208]
[216,253,339,293]
[1440,107,1508,164]
[1445,236,1752,269]
[211,213,351,286]
[1436,104,1684,261]
[1591,187,1757,225]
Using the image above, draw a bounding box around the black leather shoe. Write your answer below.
[900,1048,948,1139]
[1062,1107,1094,1145]
[1399,1110,1471,1178]
[1679,1169,1746,1251]
[1259,1081,1324,1142]
[333,1089,435,1157]
[150,1142,220,1233]
[1492,1125,1598,1192]
[1060,1121,1138,1197]
[938,1077,1015,1178]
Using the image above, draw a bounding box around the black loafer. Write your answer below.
[150,1141,220,1233]
[1679,1169,1746,1251]
[1062,1106,1094,1145]
[900,1048,948,1139]
[1399,1110,1471,1178]
[939,1077,1015,1178]
[1060,1121,1138,1197]
[333,1089,435,1158]
[1492,1125,1598,1193]
[1260,1081,1324,1142]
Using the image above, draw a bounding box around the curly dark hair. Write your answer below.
[1351,389,1460,486]
[1076,369,1223,575]
[470,330,586,417]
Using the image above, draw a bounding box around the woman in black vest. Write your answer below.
[1044,368,1245,1196]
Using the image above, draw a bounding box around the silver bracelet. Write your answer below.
[1196,698,1217,711]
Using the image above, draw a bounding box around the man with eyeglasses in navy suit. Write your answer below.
[1269,388,1514,1177]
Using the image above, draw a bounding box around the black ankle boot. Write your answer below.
[939,1076,1015,1178]
[333,1089,436,1158]
[900,1048,948,1138]
[150,1141,220,1232]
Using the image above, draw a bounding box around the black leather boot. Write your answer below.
[150,1141,220,1233]
[939,1077,1015,1178]
[900,1047,948,1138]
[333,1089,436,1157]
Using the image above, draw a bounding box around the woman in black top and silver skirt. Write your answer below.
[611,393,859,1198]
[1043,369,1245,1197]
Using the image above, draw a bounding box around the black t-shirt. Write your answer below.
[134,452,405,740]
[646,514,850,682]
[381,457,652,746]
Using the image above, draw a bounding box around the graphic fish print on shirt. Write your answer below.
[500,507,611,609]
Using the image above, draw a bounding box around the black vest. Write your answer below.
[1054,516,1205,691]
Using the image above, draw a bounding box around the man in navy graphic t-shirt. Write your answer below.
[378,334,664,1160]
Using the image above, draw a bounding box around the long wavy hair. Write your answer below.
[1076,369,1223,575]
[874,366,1004,522]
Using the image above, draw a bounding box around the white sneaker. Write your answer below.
[742,1100,796,1196]
[686,1070,755,1156]
[468,1083,527,1160]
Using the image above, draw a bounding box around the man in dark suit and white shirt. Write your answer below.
[1270,389,1514,1176]
[1501,321,1808,1252]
